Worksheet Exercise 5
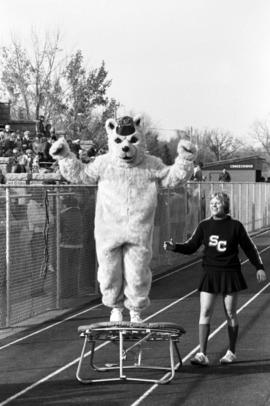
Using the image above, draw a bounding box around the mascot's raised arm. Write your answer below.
[50,115,196,323]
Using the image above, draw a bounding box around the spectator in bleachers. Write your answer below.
[10,149,26,173]
[0,169,5,184]
[37,115,45,136]
[21,131,32,152]
[3,132,16,156]
[44,123,52,138]
[79,149,91,163]
[32,136,44,157]
[40,136,54,164]
[4,124,11,137]
[15,133,23,151]
[78,149,87,163]
[17,149,29,169]
[0,132,5,156]
[32,154,41,173]
[25,149,34,172]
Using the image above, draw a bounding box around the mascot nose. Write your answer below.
[122,146,130,153]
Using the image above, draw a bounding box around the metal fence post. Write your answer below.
[259,183,262,229]
[230,183,234,218]
[252,184,255,231]
[5,187,10,327]
[246,184,249,231]
[55,188,61,309]
[265,183,268,226]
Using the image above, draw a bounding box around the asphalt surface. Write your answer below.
[0,231,270,406]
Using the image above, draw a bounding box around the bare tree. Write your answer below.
[203,128,243,161]
[0,30,63,120]
[0,32,116,147]
[250,118,270,159]
[64,50,112,139]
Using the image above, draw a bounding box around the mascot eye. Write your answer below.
[130,136,138,144]
[114,138,122,144]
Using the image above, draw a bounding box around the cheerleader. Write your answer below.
[164,192,267,366]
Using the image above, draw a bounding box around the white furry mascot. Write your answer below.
[50,116,196,322]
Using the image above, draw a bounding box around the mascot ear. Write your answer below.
[105,118,117,136]
[133,115,142,129]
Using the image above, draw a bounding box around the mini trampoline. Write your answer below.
[76,321,186,384]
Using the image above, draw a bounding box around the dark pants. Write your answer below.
[30,232,44,296]
[60,248,81,298]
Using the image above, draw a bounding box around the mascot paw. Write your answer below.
[49,137,71,160]
[177,139,197,161]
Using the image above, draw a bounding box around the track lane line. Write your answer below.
[1,280,269,406]
[1,232,268,351]
[0,289,198,406]
[0,245,269,405]
[0,303,102,351]
[129,248,270,406]
[0,260,202,350]
[130,280,270,406]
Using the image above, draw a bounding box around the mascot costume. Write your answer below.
[50,116,196,322]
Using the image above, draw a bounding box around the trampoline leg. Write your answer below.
[119,331,126,379]
[76,336,92,383]
[173,341,183,368]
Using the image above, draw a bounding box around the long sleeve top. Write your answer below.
[173,216,264,272]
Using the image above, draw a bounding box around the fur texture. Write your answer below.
[50,115,196,312]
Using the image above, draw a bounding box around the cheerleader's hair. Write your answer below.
[210,192,230,214]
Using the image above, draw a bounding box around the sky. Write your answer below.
[1,0,270,142]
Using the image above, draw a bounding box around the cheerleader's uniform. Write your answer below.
[173,215,264,294]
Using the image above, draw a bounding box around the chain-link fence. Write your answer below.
[0,185,97,327]
[0,182,270,327]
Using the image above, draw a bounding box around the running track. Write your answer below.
[0,231,270,406]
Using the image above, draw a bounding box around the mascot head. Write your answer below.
[105,115,146,166]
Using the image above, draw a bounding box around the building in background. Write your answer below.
[0,102,36,133]
[202,156,268,182]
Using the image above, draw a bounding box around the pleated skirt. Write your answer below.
[198,268,248,294]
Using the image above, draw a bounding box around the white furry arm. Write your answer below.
[49,137,100,184]
[58,155,101,184]
[159,140,196,188]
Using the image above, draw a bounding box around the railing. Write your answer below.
[0,182,269,328]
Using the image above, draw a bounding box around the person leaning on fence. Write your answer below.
[27,188,54,296]
[163,191,267,366]
[59,195,83,298]
[190,162,203,181]
[218,168,231,182]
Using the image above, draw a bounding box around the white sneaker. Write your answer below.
[129,310,142,323]
[110,308,123,322]
[220,349,236,364]
[190,352,209,366]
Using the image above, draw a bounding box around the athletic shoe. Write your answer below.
[219,350,236,364]
[190,352,209,366]
[129,310,142,323]
[110,308,123,322]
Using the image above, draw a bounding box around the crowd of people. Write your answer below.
[0,121,102,182]
[0,123,57,175]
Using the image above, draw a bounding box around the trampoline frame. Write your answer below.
[76,321,186,384]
